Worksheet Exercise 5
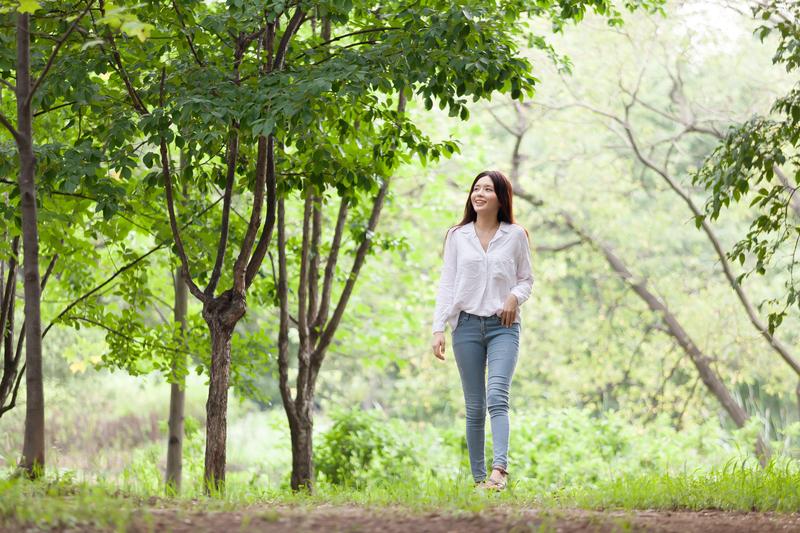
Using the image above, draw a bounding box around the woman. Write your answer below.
[431,170,533,490]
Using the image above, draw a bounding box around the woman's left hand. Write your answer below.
[499,294,518,327]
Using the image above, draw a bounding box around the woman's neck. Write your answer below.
[474,212,500,232]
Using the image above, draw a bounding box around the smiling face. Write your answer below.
[471,176,500,216]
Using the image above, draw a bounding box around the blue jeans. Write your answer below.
[451,311,520,483]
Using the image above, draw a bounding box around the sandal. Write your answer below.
[485,466,508,491]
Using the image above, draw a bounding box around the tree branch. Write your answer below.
[171,0,204,67]
[0,111,20,143]
[205,130,238,297]
[276,197,296,419]
[233,135,268,293]
[6,250,59,416]
[307,193,322,338]
[161,136,206,302]
[0,237,19,347]
[273,7,306,70]
[535,240,582,253]
[33,101,76,117]
[27,0,95,107]
[619,115,800,377]
[100,0,149,115]
[67,315,191,355]
[310,192,348,333]
[245,135,277,288]
[297,194,312,355]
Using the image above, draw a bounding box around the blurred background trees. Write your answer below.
[1,0,799,493]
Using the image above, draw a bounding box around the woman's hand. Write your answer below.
[500,294,518,327]
[432,332,446,360]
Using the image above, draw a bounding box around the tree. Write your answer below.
[99,0,662,493]
[0,0,98,478]
[694,0,800,333]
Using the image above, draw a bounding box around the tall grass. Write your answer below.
[556,457,800,513]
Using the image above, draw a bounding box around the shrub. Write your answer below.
[315,408,421,487]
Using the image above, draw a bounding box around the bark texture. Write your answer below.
[17,12,46,478]
[201,290,245,492]
[166,269,188,493]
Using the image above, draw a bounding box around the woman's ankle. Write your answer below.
[491,465,508,477]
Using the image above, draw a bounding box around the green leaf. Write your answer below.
[17,0,40,14]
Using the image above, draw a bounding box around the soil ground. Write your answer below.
[4,505,800,532]
[127,506,800,532]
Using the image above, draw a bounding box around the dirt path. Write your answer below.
[127,506,800,532]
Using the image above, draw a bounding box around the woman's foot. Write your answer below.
[485,466,508,490]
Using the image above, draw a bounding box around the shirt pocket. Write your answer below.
[490,256,515,282]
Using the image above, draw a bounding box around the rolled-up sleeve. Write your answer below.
[432,229,457,334]
[509,229,533,306]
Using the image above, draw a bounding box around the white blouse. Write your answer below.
[432,221,534,334]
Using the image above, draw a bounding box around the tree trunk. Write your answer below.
[796,380,800,424]
[288,406,314,491]
[166,269,188,493]
[201,290,245,494]
[16,12,45,478]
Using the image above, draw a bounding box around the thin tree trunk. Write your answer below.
[17,11,45,478]
[796,381,800,424]
[201,291,245,493]
[166,268,188,493]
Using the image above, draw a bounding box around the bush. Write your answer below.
[509,408,730,490]
[315,408,421,488]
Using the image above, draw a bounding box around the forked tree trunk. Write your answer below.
[16,12,46,478]
[201,290,245,493]
[277,89,405,493]
[166,269,188,493]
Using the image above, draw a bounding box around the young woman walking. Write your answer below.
[431,170,533,490]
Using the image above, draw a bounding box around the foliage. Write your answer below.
[692,0,800,332]
[315,408,421,487]
[510,409,735,490]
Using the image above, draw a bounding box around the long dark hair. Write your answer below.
[455,170,516,227]
[442,171,527,250]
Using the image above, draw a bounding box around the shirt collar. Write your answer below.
[459,221,511,235]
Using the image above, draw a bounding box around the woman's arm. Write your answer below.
[432,228,457,334]
[509,228,533,306]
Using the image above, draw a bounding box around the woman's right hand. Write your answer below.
[432,332,446,360]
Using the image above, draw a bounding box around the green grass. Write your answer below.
[0,473,138,531]
[554,457,800,513]
[1,458,798,531]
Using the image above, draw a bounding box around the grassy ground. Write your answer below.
[1,458,798,532]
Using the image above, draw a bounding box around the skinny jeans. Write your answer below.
[451,311,520,483]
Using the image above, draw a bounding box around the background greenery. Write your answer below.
[1,0,799,504]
